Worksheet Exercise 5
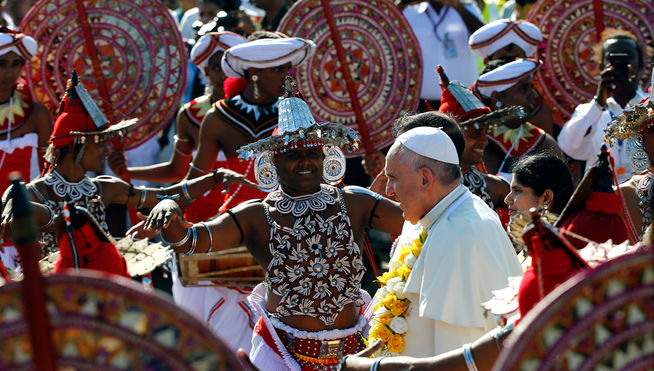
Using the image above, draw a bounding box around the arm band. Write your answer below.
[368,198,381,229]
[225,209,244,244]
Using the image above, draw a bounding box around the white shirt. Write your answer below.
[558,88,648,184]
[397,185,522,357]
[403,2,483,100]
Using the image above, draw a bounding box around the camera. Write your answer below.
[607,53,631,79]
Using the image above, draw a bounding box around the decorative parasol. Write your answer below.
[278,0,422,156]
[527,0,654,121]
[19,0,186,150]
[0,272,242,370]
[493,249,654,370]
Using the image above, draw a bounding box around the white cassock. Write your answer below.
[396,184,522,357]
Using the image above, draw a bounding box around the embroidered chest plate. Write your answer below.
[488,122,545,158]
[183,94,213,127]
[40,172,110,253]
[213,95,279,140]
[263,186,365,326]
[463,167,493,209]
[0,83,33,137]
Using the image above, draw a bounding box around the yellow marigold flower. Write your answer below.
[397,245,411,262]
[410,243,422,257]
[377,312,393,325]
[398,266,411,281]
[369,323,393,343]
[377,271,397,285]
[381,294,397,309]
[390,300,407,316]
[386,334,406,353]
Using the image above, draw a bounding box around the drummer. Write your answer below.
[0,72,250,277]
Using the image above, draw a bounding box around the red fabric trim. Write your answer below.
[207,298,226,324]
[487,122,546,157]
[254,316,284,358]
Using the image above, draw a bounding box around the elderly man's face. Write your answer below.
[384,146,426,224]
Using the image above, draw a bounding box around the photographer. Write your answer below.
[558,29,649,183]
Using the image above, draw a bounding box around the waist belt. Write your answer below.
[276,328,364,363]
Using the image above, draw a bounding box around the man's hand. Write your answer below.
[361,152,385,178]
[595,65,637,107]
[107,151,128,177]
[215,168,258,195]
[141,199,192,233]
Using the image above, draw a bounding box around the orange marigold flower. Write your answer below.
[386,334,406,353]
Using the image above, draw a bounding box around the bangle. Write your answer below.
[185,226,198,256]
[137,186,147,209]
[189,162,208,174]
[156,186,180,200]
[160,228,191,248]
[199,222,213,253]
[40,204,55,229]
[462,343,479,371]
[370,356,386,371]
[182,182,193,202]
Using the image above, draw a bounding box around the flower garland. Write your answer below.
[368,227,428,355]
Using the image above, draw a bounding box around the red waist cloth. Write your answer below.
[55,223,129,278]
[184,160,227,223]
[220,156,268,213]
[559,192,629,249]
[0,147,33,196]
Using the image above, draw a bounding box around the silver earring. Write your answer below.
[495,100,502,109]
[254,151,278,191]
[322,145,346,184]
[628,136,650,174]
[251,75,261,99]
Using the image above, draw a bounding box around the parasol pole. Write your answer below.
[592,0,605,40]
[320,0,374,155]
[10,174,57,371]
[73,0,138,225]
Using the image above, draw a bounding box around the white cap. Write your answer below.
[469,19,542,60]
[396,127,459,165]
[475,58,542,97]
[191,31,246,70]
[221,37,316,78]
[0,30,37,59]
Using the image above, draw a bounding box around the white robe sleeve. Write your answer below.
[558,101,607,163]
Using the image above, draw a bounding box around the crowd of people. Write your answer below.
[0,0,652,370]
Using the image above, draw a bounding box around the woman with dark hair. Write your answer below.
[505,153,574,215]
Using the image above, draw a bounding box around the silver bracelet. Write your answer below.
[189,162,208,174]
[160,228,191,248]
[182,182,193,202]
[199,222,213,253]
[370,356,386,371]
[463,343,479,371]
[40,204,55,229]
[137,186,147,209]
[185,226,198,256]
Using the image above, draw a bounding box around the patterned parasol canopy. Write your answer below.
[494,249,654,370]
[19,0,186,150]
[278,0,422,156]
[527,0,654,121]
[0,272,241,370]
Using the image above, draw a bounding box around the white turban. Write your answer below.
[397,127,459,165]
[475,58,542,98]
[221,37,316,78]
[468,19,542,60]
[0,30,37,59]
[191,31,246,71]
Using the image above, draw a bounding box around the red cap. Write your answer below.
[224,77,247,99]
[49,98,96,148]
[438,82,492,122]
